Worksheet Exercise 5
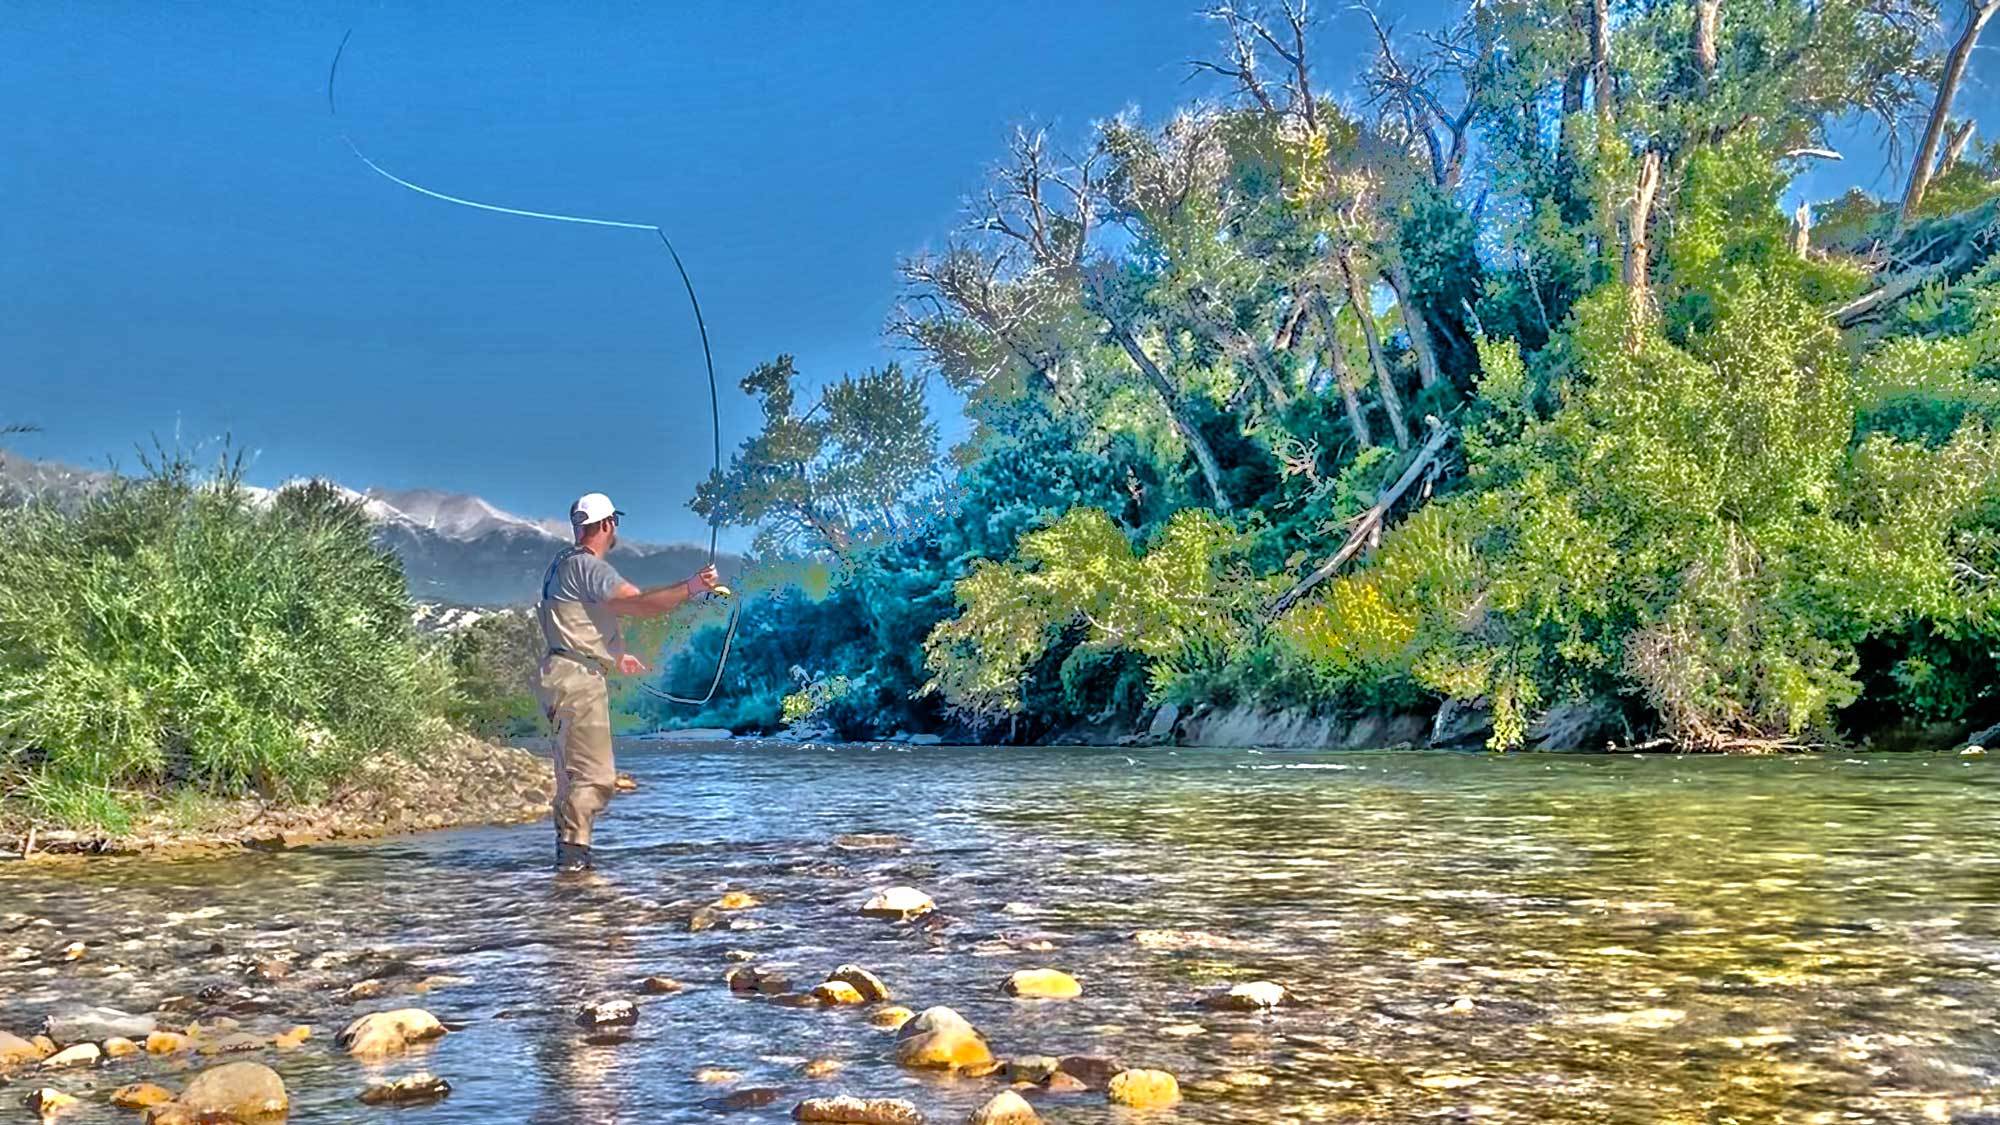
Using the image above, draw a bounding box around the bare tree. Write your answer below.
[1339,245,1412,448]
[1360,6,1483,189]
[1192,1,1320,129]
[1900,0,1997,225]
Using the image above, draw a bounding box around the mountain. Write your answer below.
[0,452,736,608]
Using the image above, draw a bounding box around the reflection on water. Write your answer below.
[5,744,2000,1122]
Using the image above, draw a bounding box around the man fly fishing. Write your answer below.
[536,492,720,872]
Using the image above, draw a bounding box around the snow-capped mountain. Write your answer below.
[0,452,736,608]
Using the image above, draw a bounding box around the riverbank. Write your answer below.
[1,733,552,859]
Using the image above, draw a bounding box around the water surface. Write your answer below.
[5,743,1999,1123]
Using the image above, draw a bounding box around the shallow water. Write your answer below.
[6,743,2000,1123]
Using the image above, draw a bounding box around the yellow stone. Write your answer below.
[145,1032,192,1055]
[694,1068,741,1084]
[29,1088,78,1116]
[869,1006,916,1030]
[1003,968,1082,1000]
[812,980,865,1005]
[102,1037,140,1059]
[111,1083,177,1109]
[713,891,761,911]
[1107,1069,1182,1108]
[802,1057,842,1077]
[273,1026,311,1050]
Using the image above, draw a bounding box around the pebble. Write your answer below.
[792,1095,926,1123]
[337,1009,446,1058]
[860,887,935,921]
[968,1090,1041,1124]
[359,1073,453,1106]
[1002,968,1081,999]
[1107,1068,1182,1108]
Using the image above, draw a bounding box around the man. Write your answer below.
[535,491,719,872]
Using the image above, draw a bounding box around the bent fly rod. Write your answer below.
[328,29,737,705]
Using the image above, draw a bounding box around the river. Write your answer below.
[4,742,1998,1123]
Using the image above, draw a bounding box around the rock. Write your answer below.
[725,949,759,962]
[826,964,892,1002]
[195,1032,269,1056]
[792,1095,926,1123]
[1962,744,1987,757]
[41,1042,100,1069]
[688,907,720,932]
[141,1106,199,1125]
[180,1061,289,1120]
[640,976,685,994]
[1429,697,1495,748]
[1043,1072,1088,1093]
[869,1006,916,1030]
[27,1088,77,1117]
[576,999,638,1029]
[714,891,761,910]
[273,1026,311,1050]
[336,1008,446,1058]
[714,1087,784,1111]
[894,1006,993,1071]
[1967,720,2000,748]
[801,1057,842,1077]
[59,942,86,961]
[812,980,866,1005]
[614,773,639,792]
[1147,703,1181,739]
[1107,1069,1182,1108]
[144,1031,191,1055]
[1055,1055,1124,1088]
[1002,969,1081,999]
[1131,929,1246,951]
[1,1029,50,1066]
[342,979,387,1001]
[358,1073,453,1106]
[727,966,792,995]
[1004,1056,1061,1083]
[694,1068,741,1084]
[1201,980,1290,1011]
[968,1090,1041,1125]
[111,1083,177,1109]
[44,1006,156,1045]
[860,887,935,921]
[102,1036,139,1058]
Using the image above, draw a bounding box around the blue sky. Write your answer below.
[2,2,1989,545]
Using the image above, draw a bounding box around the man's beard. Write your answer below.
[606,529,618,552]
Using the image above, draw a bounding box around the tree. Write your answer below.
[1901,0,2000,225]
[691,357,940,557]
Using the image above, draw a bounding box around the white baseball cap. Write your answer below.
[569,492,624,526]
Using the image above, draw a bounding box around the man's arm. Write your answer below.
[604,565,719,618]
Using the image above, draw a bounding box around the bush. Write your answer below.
[0,452,447,826]
[440,610,544,739]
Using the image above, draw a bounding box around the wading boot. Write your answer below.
[555,841,593,873]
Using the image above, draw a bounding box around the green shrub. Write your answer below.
[0,451,447,824]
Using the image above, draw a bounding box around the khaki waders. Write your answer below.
[534,550,619,848]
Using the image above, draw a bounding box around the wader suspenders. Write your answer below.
[540,547,594,667]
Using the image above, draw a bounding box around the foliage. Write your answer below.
[0,453,447,826]
[439,611,544,739]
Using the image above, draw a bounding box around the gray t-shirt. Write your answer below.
[545,549,626,605]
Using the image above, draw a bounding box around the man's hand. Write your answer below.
[617,653,648,676]
[685,564,721,597]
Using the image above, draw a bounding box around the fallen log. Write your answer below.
[1268,420,1454,617]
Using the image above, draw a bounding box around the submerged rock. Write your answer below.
[695,1068,742,1084]
[195,1032,269,1056]
[576,999,638,1029]
[640,976,686,994]
[832,833,906,851]
[894,1006,993,1071]
[179,1061,289,1120]
[1004,1056,1061,1083]
[337,1008,446,1058]
[869,1006,916,1031]
[826,964,892,1002]
[727,966,793,995]
[1201,980,1290,1011]
[1106,1069,1182,1108]
[1043,1071,1088,1093]
[861,887,935,921]
[1002,969,1081,999]
[111,1083,177,1109]
[1054,1055,1124,1088]
[713,891,762,911]
[359,1073,453,1106]
[43,1005,155,1045]
[792,1095,926,1123]
[273,1026,311,1050]
[968,1090,1040,1125]
[801,1057,843,1077]
[713,1087,784,1111]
